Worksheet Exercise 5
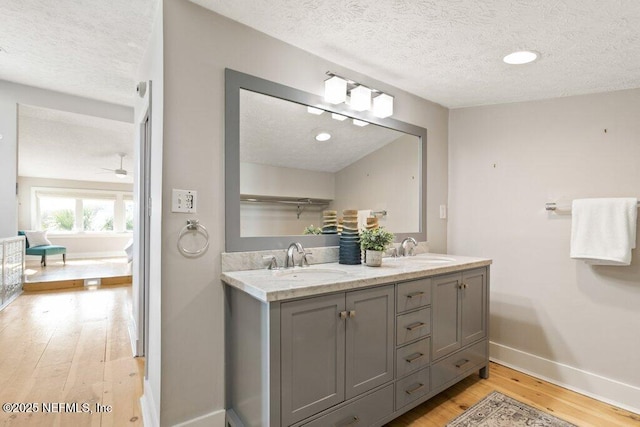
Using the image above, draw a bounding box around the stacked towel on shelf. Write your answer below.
[570,198,638,266]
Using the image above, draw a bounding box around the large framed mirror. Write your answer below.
[225,69,427,252]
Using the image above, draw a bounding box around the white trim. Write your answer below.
[490,341,640,415]
[140,381,159,427]
[128,312,141,357]
[172,409,226,427]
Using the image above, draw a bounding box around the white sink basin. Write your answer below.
[273,268,349,280]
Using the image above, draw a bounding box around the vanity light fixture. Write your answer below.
[331,113,348,121]
[307,106,324,115]
[324,71,395,118]
[352,119,369,127]
[324,75,348,104]
[503,50,539,65]
[315,132,332,141]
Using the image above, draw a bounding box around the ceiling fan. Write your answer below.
[101,153,128,179]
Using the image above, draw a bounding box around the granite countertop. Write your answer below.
[221,253,492,302]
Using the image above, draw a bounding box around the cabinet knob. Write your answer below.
[339,311,347,319]
[348,310,356,318]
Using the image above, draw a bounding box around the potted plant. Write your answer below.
[303,224,322,235]
[360,227,395,267]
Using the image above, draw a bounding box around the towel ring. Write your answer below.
[177,219,210,256]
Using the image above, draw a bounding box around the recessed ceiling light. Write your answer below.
[331,113,348,121]
[503,50,539,65]
[352,119,369,127]
[307,106,324,115]
[315,132,331,141]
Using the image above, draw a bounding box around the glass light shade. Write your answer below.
[324,76,347,104]
[350,85,372,111]
[307,106,324,115]
[352,119,369,127]
[331,113,348,121]
[373,93,394,118]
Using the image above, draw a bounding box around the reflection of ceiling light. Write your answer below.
[331,113,348,121]
[350,85,372,111]
[352,119,369,127]
[324,75,347,104]
[315,132,331,141]
[373,93,394,118]
[503,50,539,65]
[307,106,324,115]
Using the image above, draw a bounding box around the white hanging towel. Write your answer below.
[570,198,638,266]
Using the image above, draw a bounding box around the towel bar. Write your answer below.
[545,201,640,211]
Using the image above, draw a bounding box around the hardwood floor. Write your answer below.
[387,362,640,427]
[0,285,143,426]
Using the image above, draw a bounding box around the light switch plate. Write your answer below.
[172,189,197,213]
[439,204,447,219]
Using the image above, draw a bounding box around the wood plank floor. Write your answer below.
[387,362,640,427]
[0,285,143,427]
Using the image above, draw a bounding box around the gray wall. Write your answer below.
[448,88,640,412]
[156,0,449,424]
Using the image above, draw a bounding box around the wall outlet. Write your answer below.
[172,189,197,213]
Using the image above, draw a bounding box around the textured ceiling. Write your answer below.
[240,90,409,173]
[19,105,134,184]
[193,0,640,108]
[0,0,157,106]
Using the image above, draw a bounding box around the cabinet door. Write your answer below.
[432,273,462,360]
[345,285,394,399]
[461,268,487,346]
[281,294,346,426]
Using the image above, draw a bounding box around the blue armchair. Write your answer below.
[18,231,67,267]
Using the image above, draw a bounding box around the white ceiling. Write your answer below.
[194,0,640,108]
[19,105,134,184]
[0,0,157,106]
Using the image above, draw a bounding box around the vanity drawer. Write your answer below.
[396,307,431,346]
[302,384,394,427]
[396,337,430,379]
[397,278,431,313]
[431,340,487,390]
[395,367,430,410]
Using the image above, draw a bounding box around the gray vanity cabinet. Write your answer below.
[432,268,487,361]
[280,285,394,426]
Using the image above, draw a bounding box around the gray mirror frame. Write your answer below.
[225,68,427,252]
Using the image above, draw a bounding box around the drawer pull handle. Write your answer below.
[455,358,470,368]
[406,322,425,331]
[405,352,425,363]
[340,416,360,426]
[405,383,425,395]
[339,311,347,319]
[406,291,424,299]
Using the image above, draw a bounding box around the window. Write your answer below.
[33,188,133,233]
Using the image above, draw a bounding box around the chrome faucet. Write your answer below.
[399,237,418,256]
[285,242,305,268]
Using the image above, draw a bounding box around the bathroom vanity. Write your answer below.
[222,254,491,427]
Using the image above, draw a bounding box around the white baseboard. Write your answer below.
[24,251,127,261]
[172,409,226,427]
[140,381,160,427]
[490,341,640,415]
[128,314,142,357]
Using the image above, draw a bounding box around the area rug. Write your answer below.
[446,391,577,427]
